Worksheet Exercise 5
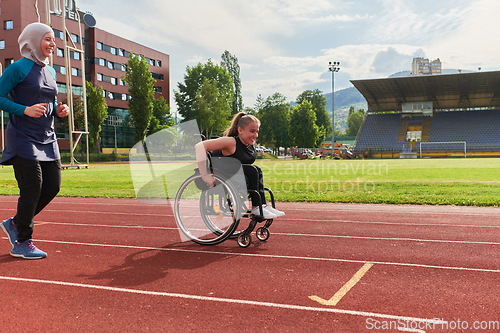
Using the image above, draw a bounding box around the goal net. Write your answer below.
[418,141,467,158]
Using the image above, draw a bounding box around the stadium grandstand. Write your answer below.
[350,71,500,158]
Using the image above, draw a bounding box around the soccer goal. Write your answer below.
[419,141,467,158]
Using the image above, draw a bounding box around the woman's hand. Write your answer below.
[24,103,47,118]
[56,102,70,118]
[202,174,215,188]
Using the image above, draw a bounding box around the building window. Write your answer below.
[107,91,114,100]
[154,86,162,93]
[71,51,81,60]
[0,40,5,50]
[97,73,103,81]
[57,83,67,94]
[120,78,125,86]
[118,49,124,57]
[157,60,162,67]
[99,58,105,66]
[122,94,127,101]
[71,68,78,76]
[4,20,13,30]
[53,29,64,40]
[57,48,64,57]
[5,58,14,67]
[97,41,103,50]
[72,86,83,97]
[121,64,126,71]
[70,33,79,44]
[107,61,114,70]
[60,66,66,75]
[111,77,117,85]
[110,47,116,55]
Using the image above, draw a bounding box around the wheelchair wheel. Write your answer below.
[237,233,252,248]
[174,174,241,245]
[255,227,270,241]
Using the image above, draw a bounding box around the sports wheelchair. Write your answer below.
[173,137,276,248]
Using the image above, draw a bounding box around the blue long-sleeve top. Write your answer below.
[0,57,60,164]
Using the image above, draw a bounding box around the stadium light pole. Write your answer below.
[328,61,340,156]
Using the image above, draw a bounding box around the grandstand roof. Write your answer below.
[350,71,500,112]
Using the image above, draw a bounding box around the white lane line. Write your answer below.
[2,198,500,217]
[16,222,500,246]
[26,239,500,273]
[272,232,500,246]
[3,208,498,229]
[0,275,445,326]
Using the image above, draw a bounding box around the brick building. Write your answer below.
[0,0,169,151]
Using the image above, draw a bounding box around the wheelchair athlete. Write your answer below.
[195,112,285,219]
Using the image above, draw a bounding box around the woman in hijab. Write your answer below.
[0,22,70,259]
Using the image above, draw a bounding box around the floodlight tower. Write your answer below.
[328,61,340,156]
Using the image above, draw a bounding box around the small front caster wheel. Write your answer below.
[237,233,252,248]
[256,227,270,241]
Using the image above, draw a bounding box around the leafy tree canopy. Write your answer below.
[174,59,233,125]
[257,93,291,149]
[290,100,320,148]
[296,89,331,141]
[123,53,156,144]
[192,77,232,138]
[346,108,366,137]
[147,96,174,137]
[86,81,108,153]
[221,50,243,115]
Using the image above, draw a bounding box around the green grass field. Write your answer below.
[1,157,499,206]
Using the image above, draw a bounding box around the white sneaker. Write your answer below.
[265,206,285,217]
[251,207,276,219]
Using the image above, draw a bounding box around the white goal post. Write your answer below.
[419,141,467,158]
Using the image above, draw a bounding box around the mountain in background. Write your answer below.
[324,86,367,132]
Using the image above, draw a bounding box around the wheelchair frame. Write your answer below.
[173,137,276,248]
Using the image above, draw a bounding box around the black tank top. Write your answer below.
[223,136,256,164]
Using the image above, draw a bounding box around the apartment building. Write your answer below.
[410,57,441,76]
[0,0,169,150]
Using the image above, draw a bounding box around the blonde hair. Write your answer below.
[223,112,260,137]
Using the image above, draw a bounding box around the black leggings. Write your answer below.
[11,156,61,243]
[242,164,266,207]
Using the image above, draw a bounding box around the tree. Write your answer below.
[296,89,331,143]
[57,94,85,131]
[257,93,291,149]
[289,100,320,147]
[346,108,366,136]
[191,77,232,138]
[174,59,233,125]
[147,96,174,137]
[221,50,243,115]
[85,81,108,154]
[123,53,156,144]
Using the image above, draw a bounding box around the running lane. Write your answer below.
[1,196,499,332]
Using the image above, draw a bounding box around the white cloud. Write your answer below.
[428,0,500,71]
[80,0,500,109]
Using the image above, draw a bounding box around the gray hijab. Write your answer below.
[18,22,53,66]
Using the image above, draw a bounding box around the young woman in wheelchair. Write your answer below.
[195,112,285,219]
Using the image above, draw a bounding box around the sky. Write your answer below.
[79,0,500,114]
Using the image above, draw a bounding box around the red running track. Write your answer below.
[1,196,499,332]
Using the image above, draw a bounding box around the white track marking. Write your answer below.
[13,221,500,246]
[0,275,445,327]
[13,238,499,273]
[3,207,499,229]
